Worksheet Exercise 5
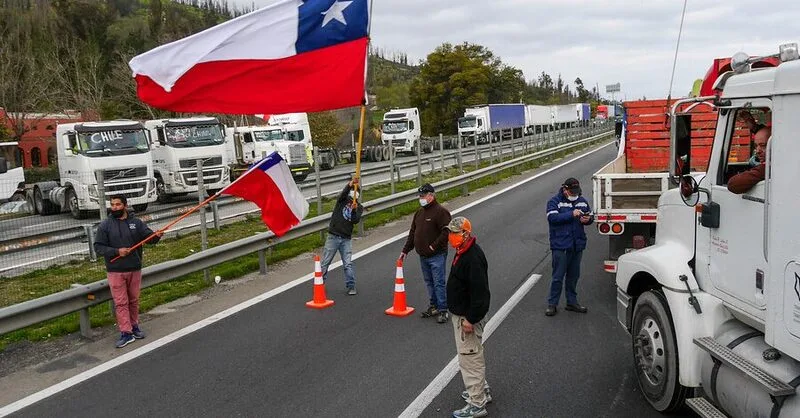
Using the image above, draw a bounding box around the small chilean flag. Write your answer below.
[128,0,369,114]
[221,152,309,236]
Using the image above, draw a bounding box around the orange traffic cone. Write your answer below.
[306,255,334,309]
[385,259,415,317]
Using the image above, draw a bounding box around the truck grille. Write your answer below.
[182,168,223,186]
[179,156,223,169]
[101,166,147,181]
[390,139,405,146]
[288,144,307,165]
[105,181,148,198]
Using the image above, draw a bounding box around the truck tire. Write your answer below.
[66,188,89,219]
[133,204,148,213]
[631,290,688,412]
[156,176,171,203]
[382,146,390,161]
[34,186,58,215]
[293,172,309,182]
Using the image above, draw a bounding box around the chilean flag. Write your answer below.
[129,0,369,114]
[221,152,309,236]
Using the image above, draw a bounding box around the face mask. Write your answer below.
[419,198,429,207]
[449,232,465,249]
[110,209,125,218]
[567,195,579,202]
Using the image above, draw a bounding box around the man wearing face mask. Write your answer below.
[445,217,492,418]
[400,183,452,324]
[320,177,363,295]
[545,178,593,317]
[94,195,162,348]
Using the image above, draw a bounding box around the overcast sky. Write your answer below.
[248,0,800,101]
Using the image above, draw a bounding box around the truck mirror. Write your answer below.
[670,114,692,184]
[244,133,253,143]
[0,157,7,174]
[156,128,166,146]
[67,133,78,154]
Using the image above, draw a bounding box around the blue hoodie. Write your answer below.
[94,210,160,272]
[546,187,593,251]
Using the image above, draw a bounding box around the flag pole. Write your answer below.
[352,0,374,207]
[352,104,366,205]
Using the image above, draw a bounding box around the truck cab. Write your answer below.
[33,121,157,218]
[615,44,800,417]
[266,113,313,181]
[458,107,488,145]
[144,117,230,202]
[381,108,422,154]
[0,142,25,203]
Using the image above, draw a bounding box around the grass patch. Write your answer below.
[0,135,610,350]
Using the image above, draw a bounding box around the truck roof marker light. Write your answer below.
[599,223,611,234]
[611,223,624,234]
[780,43,800,62]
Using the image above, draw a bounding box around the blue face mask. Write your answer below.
[419,198,429,207]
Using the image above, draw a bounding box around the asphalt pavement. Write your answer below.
[5,141,693,417]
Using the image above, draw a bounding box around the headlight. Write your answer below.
[88,184,98,198]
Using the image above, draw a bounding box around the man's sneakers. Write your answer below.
[420,305,439,318]
[115,332,135,348]
[347,287,357,296]
[461,388,493,404]
[545,305,557,316]
[437,311,449,324]
[565,303,588,313]
[132,324,146,339]
[452,403,488,418]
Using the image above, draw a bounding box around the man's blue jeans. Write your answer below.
[420,252,447,311]
[547,249,583,306]
[321,234,355,289]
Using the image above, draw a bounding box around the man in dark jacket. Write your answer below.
[545,178,593,317]
[321,178,363,295]
[446,217,491,418]
[94,195,162,348]
[400,183,452,324]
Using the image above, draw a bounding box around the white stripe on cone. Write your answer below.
[395,283,405,292]
[395,267,403,278]
[314,276,324,285]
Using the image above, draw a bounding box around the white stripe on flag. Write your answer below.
[266,158,310,222]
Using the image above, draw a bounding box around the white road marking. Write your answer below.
[0,141,612,416]
[398,272,542,418]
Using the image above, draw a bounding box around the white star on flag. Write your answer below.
[321,1,353,27]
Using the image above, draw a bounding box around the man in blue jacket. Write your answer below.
[545,178,593,317]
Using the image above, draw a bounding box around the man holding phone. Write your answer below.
[544,178,593,317]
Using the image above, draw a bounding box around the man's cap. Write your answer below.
[445,216,472,233]
[418,183,435,195]
[563,177,581,194]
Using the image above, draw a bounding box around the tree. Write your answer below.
[574,77,591,103]
[308,111,345,149]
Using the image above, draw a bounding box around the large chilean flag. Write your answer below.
[129,0,369,114]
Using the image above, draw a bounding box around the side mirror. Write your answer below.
[244,133,253,143]
[67,133,78,155]
[670,114,692,185]
[157,128,166,146]
[0,157,7,174]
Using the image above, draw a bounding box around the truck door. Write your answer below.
[701,104,771,318]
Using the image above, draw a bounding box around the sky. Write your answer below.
[247,0,800,101]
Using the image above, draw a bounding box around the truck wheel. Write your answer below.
[631,290,688,412]
[326,155,336,170]
[133,204,148,213]
[66,188,88,219]
[206,189,221,198]
[34,187,58,215]
[293,172,309,182]
[382,146,391,161]
[156,177,171,203]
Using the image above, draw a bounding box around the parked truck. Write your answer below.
[28,120,157,218]
[551,104,577,129]
[226,120,312,182]
[0,142,25,203]
[576,103,591,126]
[457,104,526,145]
[613,44,800,417]
[525,105,553,134]
[144,117,230,202]
[381,107,433,155]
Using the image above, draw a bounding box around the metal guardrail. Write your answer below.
[0,130,612,335]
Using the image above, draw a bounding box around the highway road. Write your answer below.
[1,140,687,418]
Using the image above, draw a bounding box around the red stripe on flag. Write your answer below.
[222,169,300,236]
[134,37,368,114]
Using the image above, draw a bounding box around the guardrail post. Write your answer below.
[196,159,209,283]
[313,147,322,215]
[258,248,267,275]
[211,201,220,230]
[95,170,107,221]
[457,137,467,196]
[439,133,445,180]
[416,138,422,187]
[389,144,396,216]
[71,284,92,338]
[84,224,97,261]
[474,136,479,170]
[429,157,435,173]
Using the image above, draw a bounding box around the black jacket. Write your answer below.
[402,200,451,257]
[328,184,363,239]
[94,210,160,272]
[446,239,490,324]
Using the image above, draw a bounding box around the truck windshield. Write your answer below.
[165,124,224,148]
[78,129,150,157]
[253,130,284,142]
[286,130,304,142]
[382,121,408,134]
[458,117,476,129]
[0,145,23,169]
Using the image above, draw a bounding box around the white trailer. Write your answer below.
[0,142,25,203]
[525,105,553,134]
[551,104,577,129]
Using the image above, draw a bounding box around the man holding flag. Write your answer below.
[320,177,363,295]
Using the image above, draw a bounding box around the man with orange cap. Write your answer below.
[446,216,492,418]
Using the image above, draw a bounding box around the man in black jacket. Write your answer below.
[321,178,363,295]
[446,217,491,418]
[94,195,162,349]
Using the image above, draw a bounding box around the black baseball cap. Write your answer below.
[563,178,581,194]
[418,183,435,195]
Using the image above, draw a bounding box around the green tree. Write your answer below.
[308,111,345,149]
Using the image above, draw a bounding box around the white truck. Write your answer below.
[226,114,312,181]
[381,107,431,154]
[525,104,553,135]
[615,44,800,417]
[458,104,526,145]
[144,117,230,202]
[0,142,26,203]
[551,104,577,130]
[30,121,157,218]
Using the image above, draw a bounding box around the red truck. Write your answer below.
[592,56,778,274]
